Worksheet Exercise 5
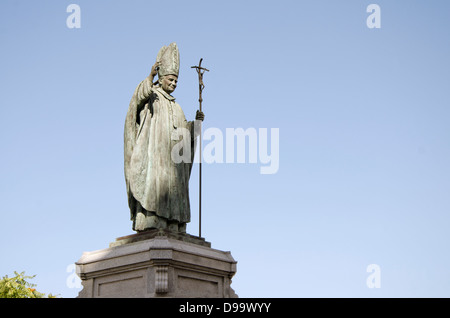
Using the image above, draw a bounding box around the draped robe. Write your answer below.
[124,76,196,231]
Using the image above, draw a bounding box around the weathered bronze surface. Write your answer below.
[124,43,204,233]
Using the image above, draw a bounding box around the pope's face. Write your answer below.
[161,75,178,94]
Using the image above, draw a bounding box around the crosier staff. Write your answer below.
[191,58,209,238]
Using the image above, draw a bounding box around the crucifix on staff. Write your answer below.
[191,58,209,238]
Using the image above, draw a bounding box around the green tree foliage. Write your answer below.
[0,271,58,298]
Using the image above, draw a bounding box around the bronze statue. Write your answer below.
[124,43,204,233]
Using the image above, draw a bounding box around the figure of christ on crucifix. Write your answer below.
[124,42,205,234]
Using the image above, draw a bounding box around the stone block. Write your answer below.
[76,231,237,298]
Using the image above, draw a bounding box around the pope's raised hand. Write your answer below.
[150,62,160,78]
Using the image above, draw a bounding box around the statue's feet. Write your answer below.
[134,211,167,231]
[167,221,186,233]
[147,215,167,229]
[134,209,187,233]
[168,222,178,232]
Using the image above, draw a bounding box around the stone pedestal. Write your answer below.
[75,230,238,298]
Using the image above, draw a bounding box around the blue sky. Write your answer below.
[1,0,450,297]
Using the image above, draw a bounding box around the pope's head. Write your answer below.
[156,43,179,94]
[159,74,178,94]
